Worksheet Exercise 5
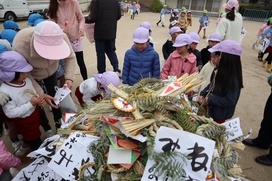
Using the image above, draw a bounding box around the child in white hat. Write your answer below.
[162,26,183,61]
[201,33,222,66]
[169,9,179,29]
[177,10,188,33]
[198,40,243,124]
[140,21,154,47]
[161,34,197,80]
[189,32,202,71]
[198,34,222,93]
[187,10,193,28]
[122,27,160,85]
[0,51,46,155]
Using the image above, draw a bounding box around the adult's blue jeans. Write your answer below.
[95,39,120,73]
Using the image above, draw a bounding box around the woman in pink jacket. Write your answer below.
[161,34,196,80]
[48,0,88,80]
[0,118,21,181]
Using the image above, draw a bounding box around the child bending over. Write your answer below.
[75,71,120,106]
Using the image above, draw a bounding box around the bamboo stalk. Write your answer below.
[107,83,129,99]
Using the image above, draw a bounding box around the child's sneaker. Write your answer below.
[12,141,21,152]
[46,130,55,138]
[15,146,29,157]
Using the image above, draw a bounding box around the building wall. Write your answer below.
[162,0,226,13]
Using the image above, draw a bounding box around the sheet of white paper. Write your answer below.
[12,157,63,181]
[141,126,215,181]
[107,145,132,164]
[203,20,209,29]
[48,132,99,180]
[54,87,71,105]
[222,117,243,141]
[27,135,60,158]
[260,38,270,53]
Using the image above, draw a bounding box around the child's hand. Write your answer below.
[79,29,84,37]
[197,96,205,105]
[30,95,45,107]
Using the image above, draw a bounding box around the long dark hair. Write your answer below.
[226,7,235,21]
[47,0,59,19]
[211,51,243,92]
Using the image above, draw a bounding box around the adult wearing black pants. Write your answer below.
[86,0,121,74]
[243,73,272,166]
[12,21,76,129]
[48,0,88,80]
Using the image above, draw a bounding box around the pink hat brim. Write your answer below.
[33,39,70,60]
[223,3,229,10]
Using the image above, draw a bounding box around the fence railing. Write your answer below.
[243,9,272,22]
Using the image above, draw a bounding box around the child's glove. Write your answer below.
[0,91,10,106]
[268,73,272,87]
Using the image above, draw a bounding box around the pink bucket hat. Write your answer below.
[208,33,222,42]
[169,26,183,35]
[223,0,239,11]
[33,21,70,60]
[133,27,149,43]
[208,40,242,56]
[189,32,200,43]
[173,34,192,47]
[93,71,120,95]
[0,51,33,82]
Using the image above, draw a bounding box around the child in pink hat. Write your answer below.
[161,34,197,80]
[198,40,243,124]
[75,71,120,107]
[0,51,46,155]
[122,27,160,85]
[216,0,243,43]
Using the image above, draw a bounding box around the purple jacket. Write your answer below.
[161,51,196,80]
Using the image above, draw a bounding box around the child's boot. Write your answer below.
[258,51,263,62]
[262,60,267,68]
[267,64,271,73]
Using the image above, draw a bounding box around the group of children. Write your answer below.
[0,8,245,179]
[121,1,141,20]
[157,5,210,40]
[117,20,243,125]
[254,17,272,73]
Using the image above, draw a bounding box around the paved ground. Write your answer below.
[1,12,272,180]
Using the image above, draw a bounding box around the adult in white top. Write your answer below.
[216,0,243,44]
